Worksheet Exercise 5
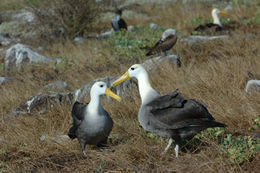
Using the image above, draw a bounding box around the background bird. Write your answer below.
[112,64,226,157]
[68,81,121,156]
[146,28,177,56]
[111,9,128,31]
[192,8,228,34]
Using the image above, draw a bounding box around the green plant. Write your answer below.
[241,12,260,25]
[249,115,260,131]
[221,134,259,164]
[196,127,226,143]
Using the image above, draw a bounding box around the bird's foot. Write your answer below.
[82,151,87,158]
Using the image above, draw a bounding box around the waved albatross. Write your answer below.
[193,8,227,34]
[146,28,177,56]
[112,64,226,157]
[68,81,121,156]
[111,9,128,31]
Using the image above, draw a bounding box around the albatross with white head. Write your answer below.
[112,64,226,157]
[68,81,121,156]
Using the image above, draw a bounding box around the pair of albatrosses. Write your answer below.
[69,64,226,158]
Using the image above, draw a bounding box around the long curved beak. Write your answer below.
[220,11,228,15]
[105,88,122,102]
[112,71,130,87]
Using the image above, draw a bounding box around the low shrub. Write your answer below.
[29,0,100,41]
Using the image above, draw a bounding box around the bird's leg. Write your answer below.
[174,144,179,158]
[79,140,86,157]
[161,138,173,155]
[164,51,168,56]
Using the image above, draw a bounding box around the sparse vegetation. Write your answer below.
[29,0,101,41]
[0,0,260,172]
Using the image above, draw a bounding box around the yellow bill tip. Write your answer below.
[220,11,228,15]
[105,88,122,102]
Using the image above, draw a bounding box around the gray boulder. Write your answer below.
[128,25,137,32]
[142,54,181,72]
[73,36,84,44]
[149,23,159,29]
[245,80,260,94]
[11,10,35,23]
[5,44,61,69]
[180,35,230,44]
[0,77,13,85]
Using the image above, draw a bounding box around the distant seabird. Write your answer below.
[111,9,128,31]
[112,64,226,157]
[68,81,121,156]
[193,8,227,34]
[146,29,177,56]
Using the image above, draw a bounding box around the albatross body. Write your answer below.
[68,81,121,156]
[111,9,128,31]
[193,8,227,34]
[112,64,226,157]
[146,29,177,56]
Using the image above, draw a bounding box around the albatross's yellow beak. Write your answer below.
[220,11,228,15]
[105,88,122,102]
[112,71,130,87]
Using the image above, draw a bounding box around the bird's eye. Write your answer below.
[131,67,135,70]
[100,85,103,88]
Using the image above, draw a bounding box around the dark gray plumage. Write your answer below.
[111,9,127,31]
[68,81,121,156]
[112,64,226,157]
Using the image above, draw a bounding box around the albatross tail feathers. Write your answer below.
[68,126,77,139]
[203,120,226,128]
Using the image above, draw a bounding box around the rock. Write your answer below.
[40,135,70,144]
[5,44,61,70]
[128,25,137,32]
[9,92,74,116]
[149,23,159,29]
[245,80,260,94]
[0,77,13,85]
[11,10,35,23]
[180,35,230,44]
[87,29,114,39]
[142,54,181,72]
[0,32,18,46]
[253,132,260,139]
[73,36,84,44]
[224,5,233,12]
[42,81,71,93]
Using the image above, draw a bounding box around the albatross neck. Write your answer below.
[136,71,159,105]
[212,12,222,26]
[87,92,102,115]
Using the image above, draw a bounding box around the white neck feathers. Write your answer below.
[136,71,159,105]
[212,12,221,26]
[87,91,101,115]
